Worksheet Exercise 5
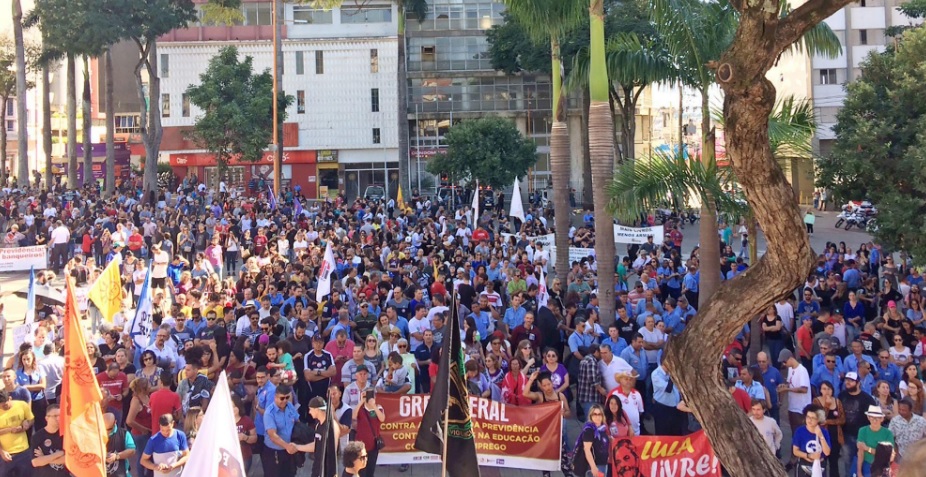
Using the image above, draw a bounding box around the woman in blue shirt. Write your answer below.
[791,404,832,477]
[16,348,47,429]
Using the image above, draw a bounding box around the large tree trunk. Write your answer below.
[664,0,850,474]
[13,0,29,188]
[697,88,722,307]
[550,37,571,283]
[139,41,162,205]
[0,97,7,185]
[105,48,115,197]
[42,65,52,190]
[589,0,615,325]
[396,4,411,198]
[67,53,78,188]
[82,56,93,188]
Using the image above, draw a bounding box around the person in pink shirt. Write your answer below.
[205,237,224,279]
[324,329,355,378]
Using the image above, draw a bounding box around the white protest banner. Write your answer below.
[614,224,665,244]
[0,246,47,272]
[12,322,34,348]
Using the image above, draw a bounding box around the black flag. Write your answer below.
[315,394,338,477]
[413,296,481,476]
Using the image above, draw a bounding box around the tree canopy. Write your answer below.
[426,117,537,189]
[186,46,293,172]
[816,27,926,262]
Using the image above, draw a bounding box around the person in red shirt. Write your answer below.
[796,316,815,364]
[728,377,752,412]
[232,394,257,473]
[148,372,181,434]
[96,362,129,420]
[128,228,145,255]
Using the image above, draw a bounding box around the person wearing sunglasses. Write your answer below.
[263,384,300,477]
[341,441,368,477]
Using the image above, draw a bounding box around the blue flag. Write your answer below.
[25,267,35,324]
[267,185,278,211]
[294,197,303,217]
[128,267,153,348]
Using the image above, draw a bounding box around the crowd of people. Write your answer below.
[0,179,925,477]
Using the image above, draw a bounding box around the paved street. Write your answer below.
[0,210,871,476]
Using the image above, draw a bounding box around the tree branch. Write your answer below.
[776,0,855,54]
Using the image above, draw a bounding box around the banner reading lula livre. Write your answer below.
[610,430,720,477]
[376,394,562,471]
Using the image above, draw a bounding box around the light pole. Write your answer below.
[272,0,281,197]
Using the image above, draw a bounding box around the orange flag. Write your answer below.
[61,277,108,477]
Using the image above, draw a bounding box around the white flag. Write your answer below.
[538,265,549,308]
[180,372,246,477]
[14,267,37,347]
[128,268,153,348]
[471,180,480,228]
[509,177,526,223]
[316,241,336,302]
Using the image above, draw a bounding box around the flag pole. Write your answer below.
[440,293,455,477]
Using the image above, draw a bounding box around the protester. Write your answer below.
[341,441,368,477]
[141,414,189,477]
[30,404,66,477]
[0,389,34,476]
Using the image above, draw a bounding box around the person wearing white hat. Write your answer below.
[856,405,896,477]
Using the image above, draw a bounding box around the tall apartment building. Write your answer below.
[159,0,399,199]
[813,0,923,155]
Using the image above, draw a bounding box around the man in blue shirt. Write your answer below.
[263,384,300,477]
[795,290,821,320]
[843,260,862,289]
[811,353,843,395]
[874,351,902,393]
[754,351,784,425]
[503,295,528,333]
[845,340,877,373]
[568,320,595,361]
[600,324,628,357]
[812,340,845,374]
[619,333,648,393]
[651,364,690,436]
[467,301,493,342]
[682,266,699,309]
[141,414,190,476]
[254,367,278,449]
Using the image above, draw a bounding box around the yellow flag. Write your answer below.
[88,257,123,322]
[62,278,108,477]
[397,184,406,211]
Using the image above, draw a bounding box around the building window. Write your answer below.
[859,29,868,45]
[819,69,838,85]
[5,100,12,117]
[296,51,304,75]
[372,128,381,144]
[160,54,169,78]
[5,120,13,132]
[370,49,379,73]
[421,45,436,62]
[341,6,392,23]
[315,51,324,74]
[242,2,273,25]
[371,88,380,112]
[293,7,333,24]
[161,94,170,117]
[114,114,140,134]
[182,93,190,117]
[297,90,305,114]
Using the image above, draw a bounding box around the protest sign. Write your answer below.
[376,394,563,471]
[0,246,47,271]
[610,430,720,477]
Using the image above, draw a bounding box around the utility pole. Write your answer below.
[272,0,281,197]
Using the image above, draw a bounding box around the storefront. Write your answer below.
[168,150,319,198]
[316,150,340,199]
[53,143,132,188]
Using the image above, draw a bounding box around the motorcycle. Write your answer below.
[835,211,850,229]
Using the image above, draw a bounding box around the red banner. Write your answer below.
[376,394,563,471]
[610,430,720,477]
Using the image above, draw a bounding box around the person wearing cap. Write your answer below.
[263,384,300,477]
[294,396,341,477]
[839,368,877,476]
[777,349,812,437]
[856,405,896,477]
[344,364,373,408]
[303,334,336,412]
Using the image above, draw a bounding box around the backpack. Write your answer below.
[561,422,600,477]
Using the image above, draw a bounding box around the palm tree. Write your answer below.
[568,32,678,162]
[104,47,115,196]
[503,0,584,282]
[587,0,617,323]
[12,0,29,187]
[651,0,840,307]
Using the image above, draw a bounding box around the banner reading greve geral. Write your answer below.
[376,394,563,471]
[610,430,720,477]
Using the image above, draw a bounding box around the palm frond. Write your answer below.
[651,0,736,88]
[565,33,680,92]
[779,2,843,59]
[713,95,816,158]
[502,0,585,44]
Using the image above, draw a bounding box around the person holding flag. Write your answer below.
[267,185,278,211]
[89,255,125,328]
[414,296,481,477]
[61,277,108,477]
[509,177,526,229]
[316,242,337,303]
[295,396,340,477]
